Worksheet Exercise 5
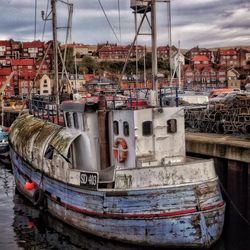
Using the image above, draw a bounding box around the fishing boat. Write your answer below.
[9,0,225,248]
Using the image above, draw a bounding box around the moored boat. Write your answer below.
[0,126,10,165]
[9,97,225,248]
[9,0,225,248]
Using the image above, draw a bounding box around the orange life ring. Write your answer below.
[113,138,128,163]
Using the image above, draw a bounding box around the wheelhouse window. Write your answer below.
[113,120,119,135]
[142,121,152,136]
[167,119,177,133]
[73,112,79,129]
[66,112,72,128]
[123,121,129,136]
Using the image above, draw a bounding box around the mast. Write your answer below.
[144,45,146,87]
[151,0,158,93]
[51,0,59,106]
[178,40,181,91]
[168,0,172,86]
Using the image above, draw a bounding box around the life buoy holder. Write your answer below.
[113,138,128,163]
[32,188,44,207]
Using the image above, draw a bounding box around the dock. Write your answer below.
[186,133,249,223]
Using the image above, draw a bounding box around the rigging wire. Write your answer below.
[219,179,249,226]
[61,3,73,83]
[34,0,37,40]
[42,0,50,41]
[117,0,121,42]
[97,0,120,42]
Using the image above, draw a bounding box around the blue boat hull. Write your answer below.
[11,149,225,248]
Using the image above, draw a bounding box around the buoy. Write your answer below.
[113,138,128,163]
[24,181,35,191]
[3,127,10,132]
[27,220,34,229]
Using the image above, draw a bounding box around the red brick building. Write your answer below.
[22,41,45,59]
[157,45,177,59]
[217,48,248,68]
[191,55,210,66]
[98,44,128,60]
[11,59,36,96]
[0,40,12,66]
[126,45,145,59]
[0,67,14,96]
[217,48,238,67]
[186,46,214,63]
[157,46,170,59]
[61,43,89,57]
[182,63,228,91]
[97,43,145,60]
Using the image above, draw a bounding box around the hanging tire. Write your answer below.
[32,189,44,207]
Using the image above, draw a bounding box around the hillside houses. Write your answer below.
[96,43,145,60]
[0,38,249,96]
[182,46,250,90]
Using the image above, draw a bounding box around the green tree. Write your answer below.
[64,48,75,74]
[138,53,152,70]
[79,56,97,74]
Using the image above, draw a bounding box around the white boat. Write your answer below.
[9,1,225,248]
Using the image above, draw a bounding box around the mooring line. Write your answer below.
[219,179,249,226]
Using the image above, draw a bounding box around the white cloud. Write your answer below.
[0,0,249,49]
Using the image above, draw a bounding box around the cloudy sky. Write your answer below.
[0,0,249,49]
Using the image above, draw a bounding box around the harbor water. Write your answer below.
[0,163,249,250]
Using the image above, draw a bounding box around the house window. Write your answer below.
[142,121,152,136]
[113,121,119,135]
[66,112,72,127]
[167,119,177,133]
[73,112,79,129]
[123,121,129,136]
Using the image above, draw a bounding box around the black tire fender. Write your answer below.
[32,189,44,206]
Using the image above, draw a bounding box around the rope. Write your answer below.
[219,179,250,226]
[61,3,73,80]
[97,0,120,42]
[42,0,50,41]
[34,0,37,40]
[117,0,121,42]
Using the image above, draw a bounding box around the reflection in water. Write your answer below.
[0,166,19,250]
[0,163,249,250]
[13,192,149,250]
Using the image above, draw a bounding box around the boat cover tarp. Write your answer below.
[49,128,82,160]
[9,114,81,169]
